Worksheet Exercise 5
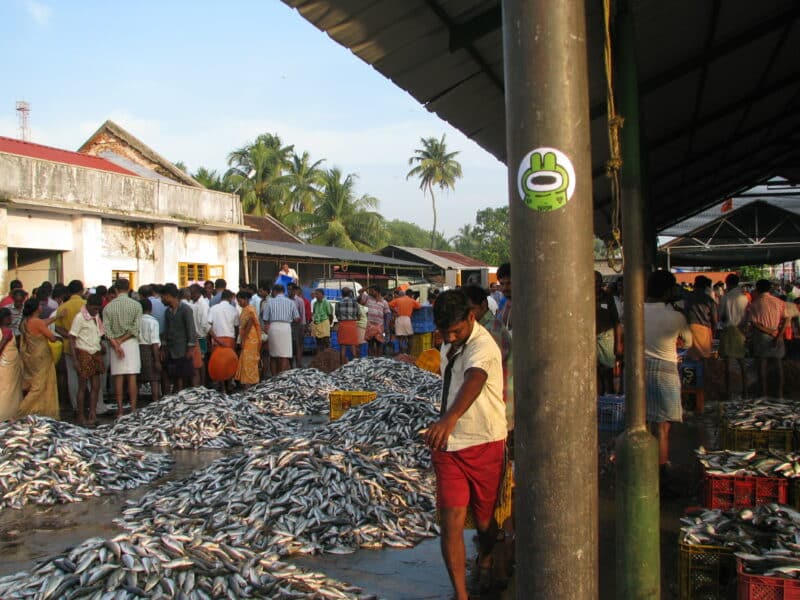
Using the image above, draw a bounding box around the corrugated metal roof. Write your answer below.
[246,240,428,268]
[378,245,485,270]
[0,135,137,176]
[283,0,800,235]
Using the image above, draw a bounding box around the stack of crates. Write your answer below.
[410,332,434,358]
[680,358,705,413]
[678,540,736,600]
[411,306,435,334]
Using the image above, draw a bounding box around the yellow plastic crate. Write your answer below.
[720,420,795,452]
[410,332,433,358]
[329,390,378,420]
[678,540,735,600]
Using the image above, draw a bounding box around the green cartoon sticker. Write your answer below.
[517,147,576,212]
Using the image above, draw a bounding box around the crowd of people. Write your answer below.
[593,270,800,494]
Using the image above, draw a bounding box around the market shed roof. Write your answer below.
[659,200,800,266]
[246,239,428,268]
[283,0,800,235]
[377,246,487,270]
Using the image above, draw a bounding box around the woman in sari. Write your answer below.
[0,307,22,420]
[18,298,60,419]
[235,291,261,389]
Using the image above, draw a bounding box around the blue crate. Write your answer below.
[679,359,704,388]
[413,321,436,334]
[330,330,339,349]
[303,335,316,351]
[598,395,625,433]
[324,289,342,301]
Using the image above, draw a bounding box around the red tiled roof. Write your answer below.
[244,215,303,243]
[0,135,136,176]
[427,249,488,267]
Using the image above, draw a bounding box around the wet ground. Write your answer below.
[2,355,783,599]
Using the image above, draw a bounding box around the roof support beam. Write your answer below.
[589,4,800,120]
[449,4,501,51]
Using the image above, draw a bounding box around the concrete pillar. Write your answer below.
[62,215,104,287]
[218,232,240,288]
[155,224,180,284]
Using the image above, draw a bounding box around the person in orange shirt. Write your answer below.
[389,289,421,354]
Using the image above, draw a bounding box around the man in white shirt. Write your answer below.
[718,273,750,399]
[207,290,239,349]
[644,270,693,487]
[424,290,506,599]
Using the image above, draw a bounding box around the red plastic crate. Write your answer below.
[738,559,800,600]
[704,473,788,510]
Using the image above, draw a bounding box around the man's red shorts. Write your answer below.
[432,439,505,525]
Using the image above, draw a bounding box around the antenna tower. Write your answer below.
[16,101,31,141]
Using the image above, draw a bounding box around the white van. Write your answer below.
[310,280,363,294]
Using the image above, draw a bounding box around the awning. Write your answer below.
[244,239,428,268]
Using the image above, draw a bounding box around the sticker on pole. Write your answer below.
[517,147,576,212]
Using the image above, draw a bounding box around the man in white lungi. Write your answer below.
[103,279,142,417]
[261,283,300,376]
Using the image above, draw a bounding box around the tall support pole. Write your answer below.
[502,1,598,598]
[614,0,661,598]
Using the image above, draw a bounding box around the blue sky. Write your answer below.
[0,0,508,237]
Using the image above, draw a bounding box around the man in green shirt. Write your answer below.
[103,279,142,416]
[311,288,333,352]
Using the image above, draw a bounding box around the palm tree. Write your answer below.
[451,223,482,258]
[226,133,294,218]
[290,168,385,251]
[193,166,229,192]
[406,134,463,248]
[287,152,325,214]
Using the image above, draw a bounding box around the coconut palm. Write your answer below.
[287,152,325,214]
[406,134,463,248]
[193,166,230,192]
[450,223,482,258]
[226,133,294,218]
[291,168,385,251]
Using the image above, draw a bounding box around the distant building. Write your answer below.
[0,120,250,291]
[376,246,489,287]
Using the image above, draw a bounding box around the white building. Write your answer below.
[0,120,248,292]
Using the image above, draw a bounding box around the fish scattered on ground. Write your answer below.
[682,504,800,578]
[0,416,173,510]
[233,368,338,416]
[0,531,375,599]
[722,398,800,431]
[696,446,800,478]
[97,388,300,448]
[118,434,439,557]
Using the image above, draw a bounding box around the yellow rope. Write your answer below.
[603,0,624,274]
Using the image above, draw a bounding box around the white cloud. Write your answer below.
[22,0,52,26]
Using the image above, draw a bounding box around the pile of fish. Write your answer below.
[314,393,440,468]
[332,357,441,400]
[0,416,173,510]
[0,531,374,599]
[235,368,338,416]
[722,397,800,431]
[696,446,800,478]
[97,388,300,448]
[682,504,800,579]
[119,435,438,557]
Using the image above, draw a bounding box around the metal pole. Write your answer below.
[613,1,661,598]
[502,1,598,598]
[242,237,250,285]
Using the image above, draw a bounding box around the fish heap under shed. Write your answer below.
[0,416,173,510]
[97,388,301,448]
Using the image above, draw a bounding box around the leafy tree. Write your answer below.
[385,219,451,250]
[226,133,294,218]
[290,168,385,251]
[450,223,482,258]
[406,134,463,248]
[738,265,771,282]
[173,161,188,172]
[193,166,230,192]
[287,152,324,214]
[472,206,510,265]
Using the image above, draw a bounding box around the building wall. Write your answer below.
[0,152,243,291]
